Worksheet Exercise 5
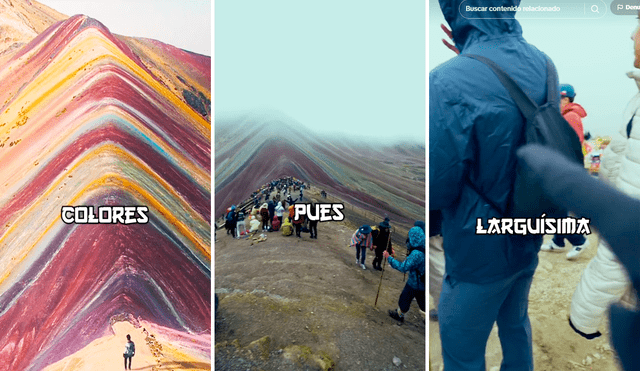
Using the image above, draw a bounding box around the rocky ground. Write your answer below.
[214,208,425,371]
[429,232,625,371]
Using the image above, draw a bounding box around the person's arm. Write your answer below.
[599,126,628,185]
[386,251,417,273]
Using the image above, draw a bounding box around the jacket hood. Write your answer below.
[562,102,587,118]
[439,0,523,52]
[408,226,425,249]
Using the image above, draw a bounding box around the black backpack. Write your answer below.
[463,54,584,218]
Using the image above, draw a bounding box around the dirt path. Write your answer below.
[214,218,425,371]
[429,233,623,371]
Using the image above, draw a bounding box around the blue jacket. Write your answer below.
[389,249,425,291]
[430,0,549,283]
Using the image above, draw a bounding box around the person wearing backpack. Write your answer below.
[540,84,591,259]
[372,218,392,271]
[225,205,237,238]
[292,212,305,238]
[235,211,246,238]
[350,225,372,270]
[385,226,425,323]
[430,1,555,369]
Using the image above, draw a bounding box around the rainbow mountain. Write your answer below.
[0,11,210,371]
[215,111,425,227]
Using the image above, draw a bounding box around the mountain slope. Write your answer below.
[0,14,210,370]
[215,111,425,227]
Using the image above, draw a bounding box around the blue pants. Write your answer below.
[356,244,367,264]
[398,282,426,313]
[550,212,586,247]
[439,261,537,371]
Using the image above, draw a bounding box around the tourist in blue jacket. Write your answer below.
[385,226,425,323]
[430,0,554,369]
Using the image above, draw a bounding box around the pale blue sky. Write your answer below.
[38,0,211,56]
[429,0,639,138]
[215,0,426,143]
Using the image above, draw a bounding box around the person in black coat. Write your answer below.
[372,218,392,271]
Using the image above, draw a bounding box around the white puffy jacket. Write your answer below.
[569,71,640,335]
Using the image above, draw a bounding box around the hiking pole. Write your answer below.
[374,230,392,307]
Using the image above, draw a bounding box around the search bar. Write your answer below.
[611,1,640,15]
[459,1,608,20]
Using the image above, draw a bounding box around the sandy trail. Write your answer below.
[429,233,623,371]
[215,215,426,371]
[44,321,209,371]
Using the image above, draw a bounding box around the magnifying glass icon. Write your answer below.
[591,4,599,13]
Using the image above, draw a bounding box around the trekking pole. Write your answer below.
[374,230,392,307]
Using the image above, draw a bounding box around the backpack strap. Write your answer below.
[464,54,558,120]
[465,176,506,216]
[461,54,558,216]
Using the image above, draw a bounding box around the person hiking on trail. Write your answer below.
[431,1,551,368]
[553,16,640,344]
[275,201,285,224]
[308,200,319,239]
[385,226,426,323]
[235,211,246,239]
[288,204,295,221]
[292,210,305,238]
[260,203,270,230]
[268,199,276,226]
[539,83,590,259]
[123,334,135,370]
[225,205,237,237]
[372,217,392,271]
[350,225,372,270]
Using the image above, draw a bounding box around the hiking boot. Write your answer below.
[567,239,591,260]
[388,309,404,323]
[361,264,366,270]
[429,309,438,322]
[540,240,565,252]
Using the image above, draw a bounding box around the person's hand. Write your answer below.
[441,24,460,55]
[383,251,390,259]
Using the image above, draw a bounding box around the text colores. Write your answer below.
[61,206,149,224]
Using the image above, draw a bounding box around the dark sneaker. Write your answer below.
[388,309,404,323]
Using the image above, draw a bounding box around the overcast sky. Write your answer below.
[429,0,639,138]
[37,0,211,56]
[215,0,426,144]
